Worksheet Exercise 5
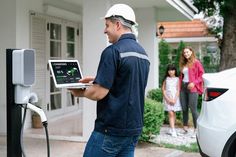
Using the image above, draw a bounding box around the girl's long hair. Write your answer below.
[162,64,178,84]
[179,46,196,70]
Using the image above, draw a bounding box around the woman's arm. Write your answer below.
[188,60,204,90]
[193,60,204,84]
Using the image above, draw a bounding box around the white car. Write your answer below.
[197,67,236,157]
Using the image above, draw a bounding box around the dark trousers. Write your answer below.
[180,82,199,128]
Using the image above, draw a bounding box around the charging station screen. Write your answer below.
[51,62,82,84]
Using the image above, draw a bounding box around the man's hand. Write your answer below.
[68,76,94,97]
[79,76,95,83]
[69,88,86,97]
[69,76,109,101]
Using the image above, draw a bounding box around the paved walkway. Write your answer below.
[0,125,201,157]
[152,125,197,146]
[1,137,199,157]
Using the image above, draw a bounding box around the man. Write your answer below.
[70,4,150,157]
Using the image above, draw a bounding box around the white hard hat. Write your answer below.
[104,4,137,25]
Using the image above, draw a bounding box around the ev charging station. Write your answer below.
[6,49,49,157]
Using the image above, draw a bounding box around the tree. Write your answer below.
[193,0,236,70]
[174,41,186,73]
[158,39,171,87]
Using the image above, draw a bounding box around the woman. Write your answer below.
[179,46,204,135]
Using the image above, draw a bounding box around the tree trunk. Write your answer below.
[219,8,236,71]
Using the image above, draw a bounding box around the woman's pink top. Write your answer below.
[179,59,204,94]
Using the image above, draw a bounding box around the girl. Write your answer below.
[162,64,182,137]
[179,46,204,136]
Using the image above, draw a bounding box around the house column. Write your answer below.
[82,0,110,141]
[136,7,159,90]
[0,0,17,135]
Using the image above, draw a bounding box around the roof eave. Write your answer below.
[166,0,198,20]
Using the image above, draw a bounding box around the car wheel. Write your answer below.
[227,139,236,157]
[222,132,236,157]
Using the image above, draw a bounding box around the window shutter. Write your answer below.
[30,15,47,111]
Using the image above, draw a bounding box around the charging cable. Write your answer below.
[21,104,27,157]
[20,103,50,157]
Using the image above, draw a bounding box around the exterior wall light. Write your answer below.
[158,25,165,36]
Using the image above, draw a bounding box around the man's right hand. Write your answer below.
[69,88,86,97]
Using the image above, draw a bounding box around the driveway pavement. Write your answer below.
[14,138,200,157]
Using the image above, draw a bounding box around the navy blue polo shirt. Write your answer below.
[93,33,150,136]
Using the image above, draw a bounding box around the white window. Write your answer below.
[30,12,82,118]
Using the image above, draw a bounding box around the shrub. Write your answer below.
[139,98,164,142]
[147,88,163,102]
[147,88,183,126]
[203,56,211,67]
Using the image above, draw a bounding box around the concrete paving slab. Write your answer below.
[0,136,201,157]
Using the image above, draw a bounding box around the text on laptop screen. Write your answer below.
[51,61,82,84]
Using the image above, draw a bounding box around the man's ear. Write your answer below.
[116,21,122,30]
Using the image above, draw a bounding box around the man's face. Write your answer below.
[104,19,119,43]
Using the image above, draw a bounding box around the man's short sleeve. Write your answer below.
[94,46,119,89]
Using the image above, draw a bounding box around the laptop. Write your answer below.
[48,60,91,89]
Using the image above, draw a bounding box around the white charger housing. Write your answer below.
[11,49,46,123]
[12,49,37,104]
[12,49,35,86]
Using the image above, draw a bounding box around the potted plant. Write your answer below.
[31,99,43,128]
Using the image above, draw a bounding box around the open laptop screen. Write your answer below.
[50,61,82,85]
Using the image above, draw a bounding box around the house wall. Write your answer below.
[81,3,164,140]
[136,7,159,90]
[0,0,45,135]
[156,8,190,22]
[81,0,109,140]
[80,3,191,140]
[135,7,190,90]
[0,0,194,140]
[0,0,85,135]
[0,0,17,135]
[16,0,44,48]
